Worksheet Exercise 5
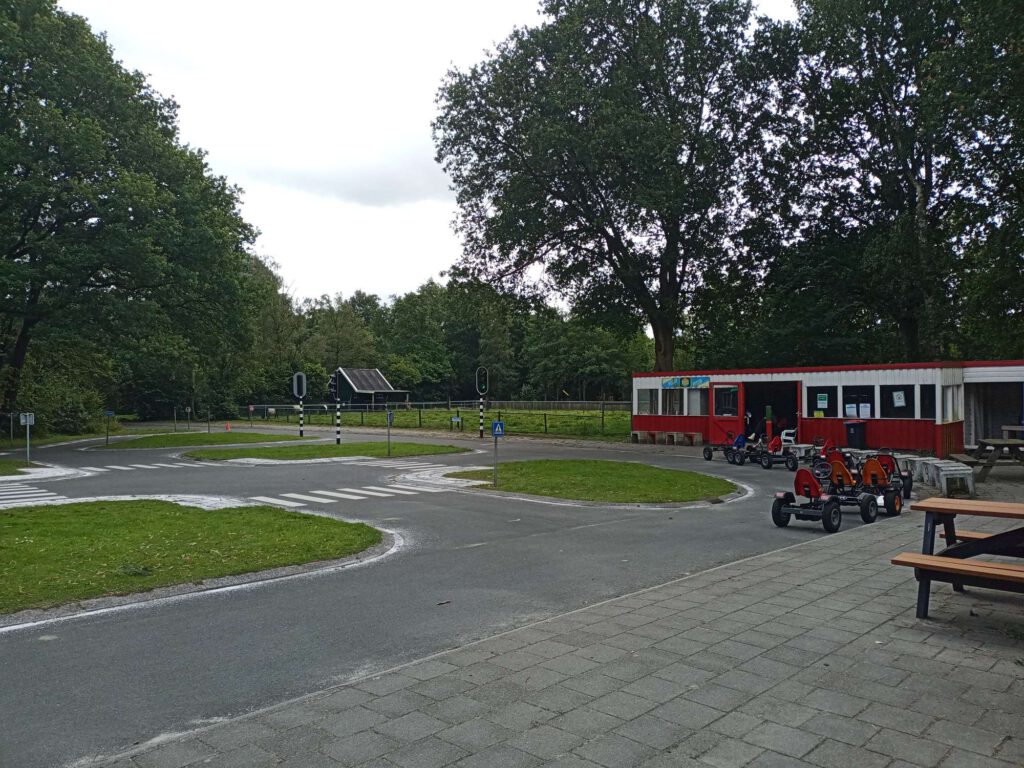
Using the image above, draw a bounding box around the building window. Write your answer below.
[687,388,708,416]
[636,389,658,415]
[942,385,961,422]
[713,386,739,416]
[662,389,683,415]
[806,386,838,418]
[880,385,915,419]
[920,385,936,420]
[842,385,875,418]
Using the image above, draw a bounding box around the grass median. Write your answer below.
[0,500,381,614]
[0,458,34,476]
[184,441,467,461]
[448,459,735,503]
[106,432,305,449]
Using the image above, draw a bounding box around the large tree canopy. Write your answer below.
[0,0,254,411]
[434,0,795,370]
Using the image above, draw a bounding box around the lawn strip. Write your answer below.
[106,432,306,449]
[185,441,467,461]
[0,500,381,613]
[447,459,734,503]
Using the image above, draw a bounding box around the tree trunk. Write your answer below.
[1,316,37,412]
[651,316,675,372]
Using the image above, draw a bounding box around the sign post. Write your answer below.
[248,404,254,427]
[104,409,115,446]
[185,406,191,432]
[20,412,34,463]
[491,420,505,487]
[386,408,393,457]
[292,372,307,437]
[475,366,489,439]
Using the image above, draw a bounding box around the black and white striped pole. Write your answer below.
[475,366,489,439]
[335,398,341,445]
[292,372,307,437]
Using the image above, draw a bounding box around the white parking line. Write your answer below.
[338,487,392,497]
[309,490,367,500]
[249,496,304,507]
[365,486,416,495]
[280,493,338,504]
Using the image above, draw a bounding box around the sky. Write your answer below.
[60,0,795,304]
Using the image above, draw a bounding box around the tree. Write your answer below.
[435,0,795,371]
[0,1,255,411]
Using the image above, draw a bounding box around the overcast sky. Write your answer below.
[60,0,795,304]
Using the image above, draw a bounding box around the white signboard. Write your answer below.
[816,393,828,409]
[19,412,34,426]
[892,390,906,408]
[858,403,871,419]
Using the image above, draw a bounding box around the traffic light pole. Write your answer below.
[299,398,304,437]
[335,399,341,445]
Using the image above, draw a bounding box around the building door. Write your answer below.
[710,383,744,444]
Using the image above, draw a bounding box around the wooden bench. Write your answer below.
[934,529,989,543]
[892,553,1024,618]
[949,453,979,467]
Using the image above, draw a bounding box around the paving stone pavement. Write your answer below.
[88,510,1024,768]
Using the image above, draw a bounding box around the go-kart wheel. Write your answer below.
[902,473,913,500]
[859,496,878,524]
[884,491,902,516]
[771,498,790,527]
[760,453,772,470]
[724,448,734,464]
[703,446,713,461]
[735,451,746,465]
[785,455,798,472]
[821,500,842,533]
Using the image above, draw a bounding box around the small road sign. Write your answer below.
[19,413,34,426]
[491,420,505,437]
[386,410,394,426]
[103,410,115,417]
[248,404,255,414]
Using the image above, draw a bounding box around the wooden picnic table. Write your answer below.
[892,497,1024,617]
[1002,424,1024,440]
[971,437,1024,482]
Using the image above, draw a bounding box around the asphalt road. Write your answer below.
[0,429,881,767]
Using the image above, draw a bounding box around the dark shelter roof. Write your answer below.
[339,368,397,393]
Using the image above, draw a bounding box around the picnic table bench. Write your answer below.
[1002,424,1024,440]
[972,438,1024,482]
[892,497,1024,618]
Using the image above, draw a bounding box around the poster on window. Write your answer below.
[892,390,906,408]
[845,404,857,417]
[816,393,828,409]
[858,403,871,418]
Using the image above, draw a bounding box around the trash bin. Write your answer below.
[844,420,866,449]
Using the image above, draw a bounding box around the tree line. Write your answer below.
[2,0,1021,433]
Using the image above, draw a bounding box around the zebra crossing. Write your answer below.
[249,482,450,508]
[77,462,212,472]
[0,483,69,507]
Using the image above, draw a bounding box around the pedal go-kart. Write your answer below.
[759,435,799,471]
[823,459,880,523]
[702,431,742,463]
[856,456,905,515]
[870,449,913,500]
[771,464,843,532]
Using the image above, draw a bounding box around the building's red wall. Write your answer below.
[797,418,937,452]
[632,415,709,436]
[935,422,964,458]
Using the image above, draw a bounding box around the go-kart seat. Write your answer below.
[781,429,797,446]
[861,457,889,487]
[794,468,822,500]
[875,454,897,476]
[830,460,856,490]
[767,436,782,454]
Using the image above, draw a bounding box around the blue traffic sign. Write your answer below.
[491,420,505,437]
[387,410,394,426]
[103,410,115,417]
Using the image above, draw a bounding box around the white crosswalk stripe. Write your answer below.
[309,490,367,500]
[105,465,135,470]
[129,464,158,469]
[249,496,304,508]
[79,466,109,472]
[153,463,184,468]
[337,487,392,497]
[0,484,68,506]
[363,485,416,495]
[280,493,338,504]
[389,483,450,493]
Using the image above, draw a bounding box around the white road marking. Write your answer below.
[280,493,338,504]
[389,484,450,494]
[338,487,392,497]
[79,466,109,472]
[153,463,183,468]
[105,465,135,470]
[248,496,304,507]
[309,490,367,500]
[365,486,416,495]
[130,464,158,469]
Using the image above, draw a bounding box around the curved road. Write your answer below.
[0,430,879,767]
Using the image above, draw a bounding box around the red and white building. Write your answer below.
[631,361,1024,457]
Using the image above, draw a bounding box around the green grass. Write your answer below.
[290,407,631,440]
[184,441,468,461]
[0,500,381,614]
[106,432,305,449]
[0,458,33,476]
[448,459,735,503]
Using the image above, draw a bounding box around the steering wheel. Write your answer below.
[812,462,832,481]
